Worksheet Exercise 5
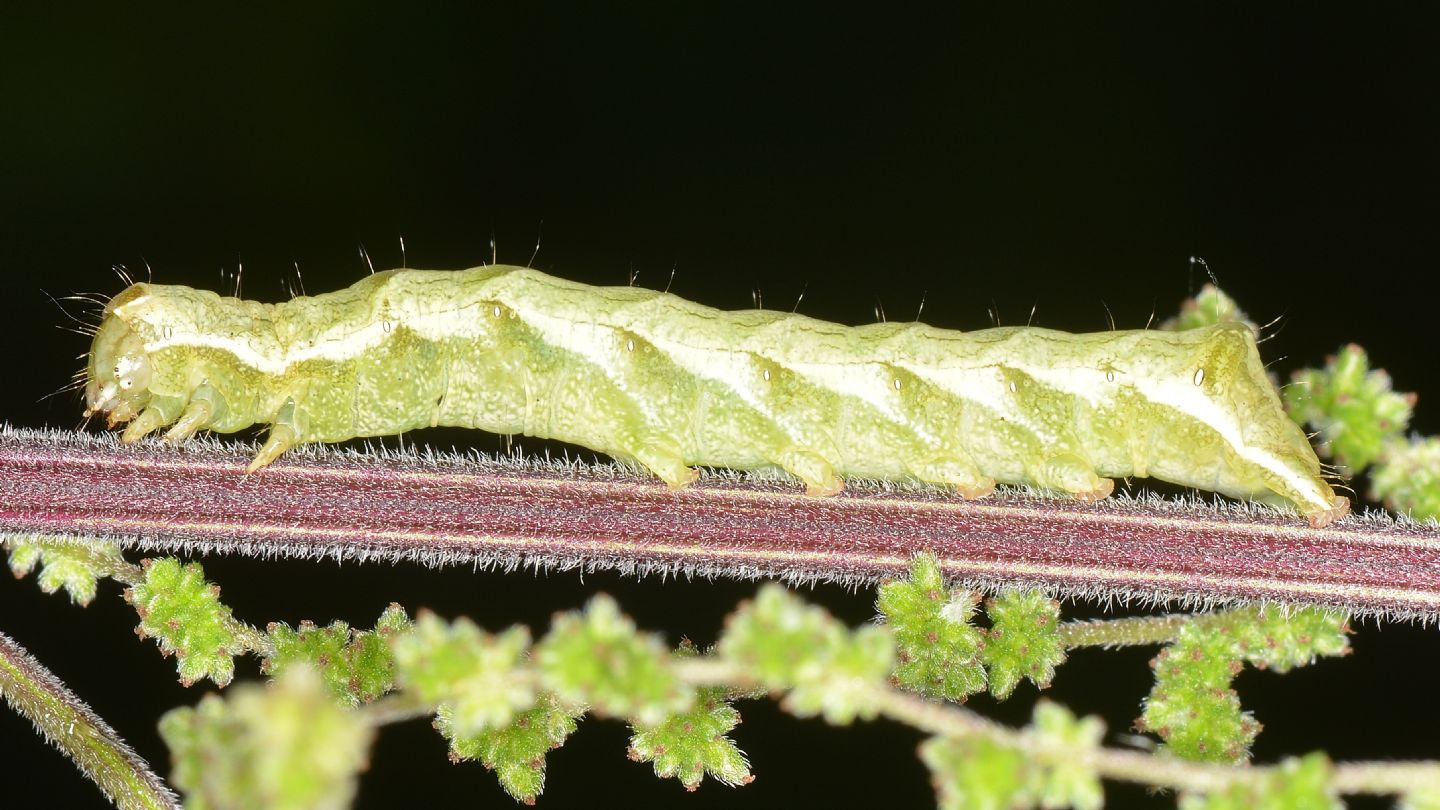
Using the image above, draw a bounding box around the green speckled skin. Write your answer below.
[85,265,1346,526]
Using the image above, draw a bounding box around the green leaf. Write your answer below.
[1160,284,1254,332]
[1233,607,1350,674]
[783,623,893,724]
[983,589,1067,700]
[159,664,373,810]
[126,557,241,687]
[536,594,692,726]
[628,676,752,791]
[718,584,843,689]
[351,603,412,699]
[1285,343,1414,474]
[5,539,40,574]
[1138,616,1257,764]
[1139,608,1350,763]
[922,735,1031,810]
[1403,782,1440,810]
[720,584,894,724]
[441,692,583,805]
[268,621,347,680]
[265,603,411,706]
[1028,701,1104,810]
[391,610,533,736]
[876,553,987,701]
[1178,753,1339,810]
[1371,436,1440,520]
[6,536,126,606]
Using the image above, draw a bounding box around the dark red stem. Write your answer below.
[3,426,1438,621]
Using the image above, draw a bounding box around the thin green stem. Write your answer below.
[358,690,440,726]
[671,656,1439,799]
[0,630,180,810]
[1059,613,1193,648]
[1331,762,1440,796]
[227,617,273,659]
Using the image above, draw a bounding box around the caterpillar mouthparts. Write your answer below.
[84,265,1349,528]
[85,314,151,429]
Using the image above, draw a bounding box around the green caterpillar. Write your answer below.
[84,265,1349,527]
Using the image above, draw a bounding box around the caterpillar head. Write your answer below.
[85,282,265,447]
[84,285,157,427]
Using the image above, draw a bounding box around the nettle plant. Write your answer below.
[3,282,1440,809]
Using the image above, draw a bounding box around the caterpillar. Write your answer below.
[83,265,1349,528]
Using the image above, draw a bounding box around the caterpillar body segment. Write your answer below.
[84,265,1349,527]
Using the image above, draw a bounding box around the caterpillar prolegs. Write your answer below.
[84,265,1349,527]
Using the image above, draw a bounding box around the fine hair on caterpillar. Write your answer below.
[82,265,1350,528]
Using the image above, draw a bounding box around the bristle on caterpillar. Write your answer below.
[83,265,1349,528]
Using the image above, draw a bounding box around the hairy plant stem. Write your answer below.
[4,426,1440,620]
[1059,613,1196,648]
[1056,605,1349,649]
[227,617,273,659]
[0,631,179,810]
[359,690,441,726]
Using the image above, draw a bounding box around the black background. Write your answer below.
[2,4,1438,808]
